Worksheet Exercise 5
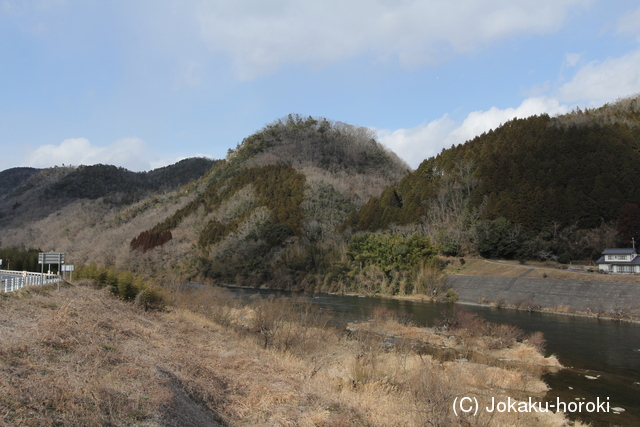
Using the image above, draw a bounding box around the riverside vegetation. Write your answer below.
[0,276,584,427]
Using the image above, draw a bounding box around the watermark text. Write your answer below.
[453,396,610,416]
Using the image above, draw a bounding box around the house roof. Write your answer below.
[597,255,640,265]
[601,248,637,255]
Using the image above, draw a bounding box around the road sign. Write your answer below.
[38,252,64,265]
[61,264,74,271]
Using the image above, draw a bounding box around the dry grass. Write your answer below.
[0,284,585,426]
[446,257,640,283]
[445,258,532,277]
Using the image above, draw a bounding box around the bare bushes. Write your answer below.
[248,296,333,354]
[439,310,524,350]
[173,286,336,357]
[414,258,446,296]
[340,307,561,426]
[408,364,459,426]
[525,331,547,354]
[172,285,240,326]
[353,265,387,295]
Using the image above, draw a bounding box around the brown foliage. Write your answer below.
[130,229,173,253]
[526,331,547,355]
[439,309,524,350]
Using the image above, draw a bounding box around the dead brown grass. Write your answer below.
[446,258,640,283]
[445,258,532,277]
[0,284,584,426]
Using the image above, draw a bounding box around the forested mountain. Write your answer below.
[128,115,410,286]
[346,95,640,262]
[0,158,216,226]
[2,98,640,295]
[0,167,39,197]
[0,115,411,292]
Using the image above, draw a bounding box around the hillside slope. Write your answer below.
[128,115,410,285]
[346,95,640,261]
[0,116,409,288]
[0,167,39,197]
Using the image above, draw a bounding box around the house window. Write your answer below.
[617,265,634,273]
[607,255,629,261]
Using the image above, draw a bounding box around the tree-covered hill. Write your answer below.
[128,115,411,286]
[346,95,640,261]
[0,167,39,197]
[0,158,216,226]
[48,158,217,203]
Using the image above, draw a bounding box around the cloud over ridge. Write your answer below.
[25,137,150,172]
[196,0,590,79]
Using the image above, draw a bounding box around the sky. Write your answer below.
[1,0,640,172]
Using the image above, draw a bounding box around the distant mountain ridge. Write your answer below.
[0,167,39,197]
[0,157,216,227]
[1,99,640,288]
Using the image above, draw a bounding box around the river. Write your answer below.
[226,287,640,426]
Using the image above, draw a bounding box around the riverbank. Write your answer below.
[221,257,640,322]
[0,282,584,426]
[443,258,640,322]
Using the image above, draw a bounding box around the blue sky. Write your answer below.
[1,0,640,171]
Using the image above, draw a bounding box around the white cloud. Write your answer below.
[617,6,640,42]
[196,0,590,79]
[378,97,569,169]
[563,52,582,68]
[380,41,640,170]
[24,137,152,171]
[558,49,640,104]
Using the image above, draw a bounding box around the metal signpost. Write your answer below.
[38,252,64,289]
[61,264,74,282]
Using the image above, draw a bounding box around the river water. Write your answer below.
[227,288,640,426]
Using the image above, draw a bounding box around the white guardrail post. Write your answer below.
[0,270,61,293]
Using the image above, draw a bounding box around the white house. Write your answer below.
[596,248,640,274]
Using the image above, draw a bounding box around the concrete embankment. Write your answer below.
[446,271,640,314]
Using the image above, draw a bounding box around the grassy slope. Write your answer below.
[445,257,640,282]
[0,283,581,427]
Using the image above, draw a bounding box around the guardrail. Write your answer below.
[0,270,61,293]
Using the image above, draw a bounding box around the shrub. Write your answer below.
[485,323,523,349]
[248,296,332,354]
[558,251,571,264]
[134,286,167,311]
[415,258,445,296]
[526,331,547,355]
[75,265,166,309]
[439,310,486,337]
[444,288,458,302]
